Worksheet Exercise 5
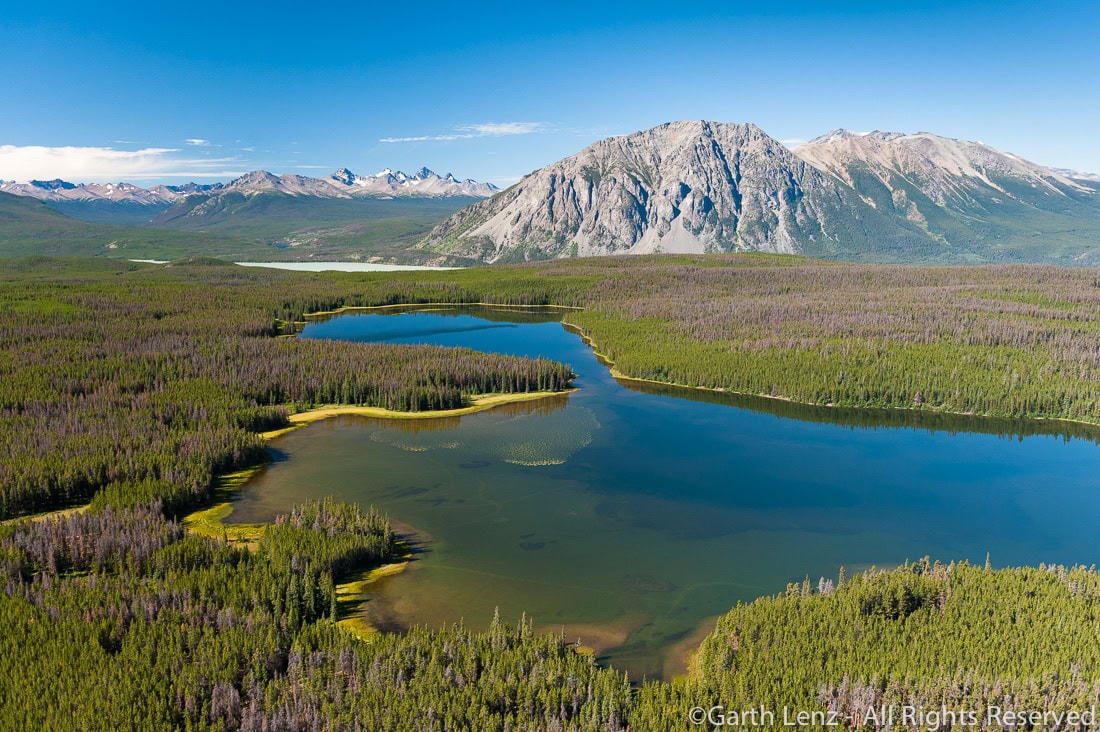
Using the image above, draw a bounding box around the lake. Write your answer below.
[131,260,460,271]
[228,306,1100,680]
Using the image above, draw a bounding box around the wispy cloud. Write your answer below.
[780,138,808,148]
[185,138,211,146]
[381,121,548,143]
[0,145,246,182]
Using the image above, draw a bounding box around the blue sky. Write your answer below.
[1,1,1097,185]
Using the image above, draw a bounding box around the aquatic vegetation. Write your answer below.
[370,429,461,452]
[495,406,600,466]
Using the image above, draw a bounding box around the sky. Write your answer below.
[1,1,1098,186]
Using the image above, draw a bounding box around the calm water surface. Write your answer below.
[230,306,1100,679]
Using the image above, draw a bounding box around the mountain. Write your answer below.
[792,130,1100,260]
[0,179,198,205]
[325,167,497,198]
[420,121,1100,265]
[795,129,1093,200]
[0,189,477,265]
[0,168,496,209]
[1054,167,1100,183]
[0,190,256,259]
[0,168,498,249]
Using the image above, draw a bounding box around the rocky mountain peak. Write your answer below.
[330,167,356,185]
[31,179,78,191]
[421,119,1100,265]
[422,120,848,262]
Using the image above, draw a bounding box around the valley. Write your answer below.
[8,2,1100,727]
[4,122,1100,268]
[5,254,1100,728]
[230,304,1100,681]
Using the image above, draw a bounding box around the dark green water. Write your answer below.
[230,306,1100,680]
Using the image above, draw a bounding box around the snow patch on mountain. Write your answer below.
[0,167,498,204]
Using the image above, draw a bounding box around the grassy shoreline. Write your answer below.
[264,389,577,438]
[9,390,572,531]
[174,389,574,638]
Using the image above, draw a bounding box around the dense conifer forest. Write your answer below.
[0,258,572,520]
[5,254,1100,729]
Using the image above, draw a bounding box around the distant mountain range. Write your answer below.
[421,121,1100,265]
[0,167,498,204]
[3,127,1100,266]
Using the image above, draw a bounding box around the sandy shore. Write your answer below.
[260,390,576,440]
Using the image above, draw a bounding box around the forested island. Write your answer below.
[5,254,1100,729]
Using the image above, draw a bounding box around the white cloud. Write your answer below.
[0,145,247,183]
[459,122,546,136]
[780,138,808,148]
[381,121,548,143]
[185,138,211,146]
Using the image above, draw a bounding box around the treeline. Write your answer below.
[561,257,1100,423]
[13,254,1100,519]
[7,255,1100,727]
[6,504,1100,732]
[0,258,573,519]
[630,559,1100,730]
[0,499,634,730]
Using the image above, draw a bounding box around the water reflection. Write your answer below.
[231,305,1100,681]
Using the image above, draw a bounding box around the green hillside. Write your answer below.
[0,192,479,263]
[0,192,262,260]
[147,192,480,262]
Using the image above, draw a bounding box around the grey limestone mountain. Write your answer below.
[421,121,1100,264]
[793,130,1099,259]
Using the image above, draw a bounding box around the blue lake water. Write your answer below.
[229,306,1100,680]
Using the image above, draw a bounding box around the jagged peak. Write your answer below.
[227,170,279,186]
[805,129,870,145]
[330,167,356,184]
[30,179,79,191]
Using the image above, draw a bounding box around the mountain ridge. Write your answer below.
[420,120,1100,265]
[0,167,498,204]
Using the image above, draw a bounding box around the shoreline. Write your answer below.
[260,389,577,440]
[560,321,1100,433]
[305,301,583,319]
[0,503,89,526]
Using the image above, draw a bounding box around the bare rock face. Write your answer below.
[422,121,1100,264]
[421,121,920,262]
[794,130,1091,208]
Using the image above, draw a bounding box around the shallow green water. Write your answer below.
[230,306,1100,680]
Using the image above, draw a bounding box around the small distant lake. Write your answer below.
[233,262,462,272]
[229,306,1100,680]
[130,260,460,271]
